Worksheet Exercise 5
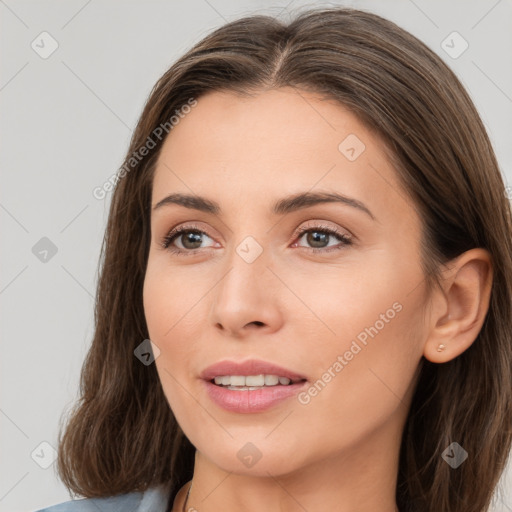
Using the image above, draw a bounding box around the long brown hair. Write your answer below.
[56,7,512,511]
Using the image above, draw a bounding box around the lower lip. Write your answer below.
[203,379,308,413]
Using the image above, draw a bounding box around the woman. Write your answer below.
[35,6,512,512]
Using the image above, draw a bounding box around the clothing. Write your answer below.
[33,482,172,512]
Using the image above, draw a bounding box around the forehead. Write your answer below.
[157,87,369,164]
[151,87,412,224]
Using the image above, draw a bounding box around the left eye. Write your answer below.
[293,227,352,251]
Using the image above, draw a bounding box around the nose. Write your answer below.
[209,243,284,339]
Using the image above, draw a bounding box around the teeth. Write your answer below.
[230,375,246,386]
[246,375,264,386]
[264,375,279,386]
[213,374,295,387]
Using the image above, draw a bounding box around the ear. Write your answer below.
[423,248,493,363]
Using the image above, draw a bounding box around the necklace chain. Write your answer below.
[181,482,192,512]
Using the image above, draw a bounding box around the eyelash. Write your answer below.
[160,223,353,257]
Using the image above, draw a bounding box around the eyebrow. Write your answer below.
[152,191,375,220]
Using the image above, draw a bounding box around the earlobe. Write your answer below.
[423,248,493,364]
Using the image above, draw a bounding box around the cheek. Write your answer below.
[279,247,416,346]
[143,256,206,342]
[287,251,426,423]
[294,276,426,437]
[143,258,208,406]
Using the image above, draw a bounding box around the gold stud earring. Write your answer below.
[437,344,447,352]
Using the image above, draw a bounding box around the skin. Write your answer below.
[142,87,493,512]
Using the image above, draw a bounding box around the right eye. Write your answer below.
[161,224,217,255]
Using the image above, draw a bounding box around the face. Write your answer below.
[143,87,429,477]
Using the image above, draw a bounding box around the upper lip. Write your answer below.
[200,359,307,382]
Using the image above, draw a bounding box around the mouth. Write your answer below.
[200,359,308,413]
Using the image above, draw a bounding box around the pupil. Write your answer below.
[308,231,328,248]
[183,231,202,249]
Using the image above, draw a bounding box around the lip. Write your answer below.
[200,359,308,414]
[200,359,307,382]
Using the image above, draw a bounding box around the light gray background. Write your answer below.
[1,1,511,511]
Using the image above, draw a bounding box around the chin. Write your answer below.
[189,431,314,477]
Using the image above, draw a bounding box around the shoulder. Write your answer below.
[33,482,171,512]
